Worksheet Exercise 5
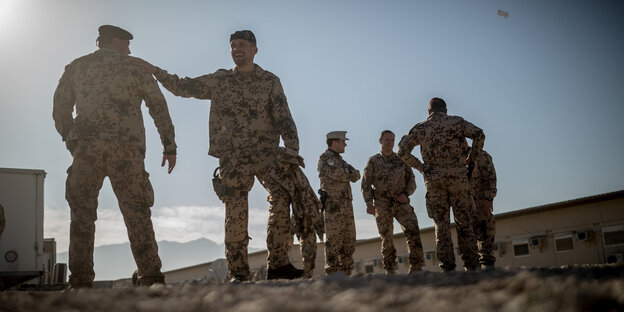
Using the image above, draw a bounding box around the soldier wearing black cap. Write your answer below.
[53,25,177,288]
[96,25,133,54]
[133,30,304,282]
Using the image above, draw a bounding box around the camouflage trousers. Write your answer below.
[298,231,317,278]
[425,176,479,271]
[323,196,356,275]
[374,199,424,272]
[218,156,292,279]
[473,198,496,266]
[65,140,163,287]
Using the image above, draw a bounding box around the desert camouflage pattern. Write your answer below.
[218,156,292,279]
[154,65,298,159]
[277,149,324,278]
[0,204,5,239]
[318,149,360,275]
[470,150,497,201]
[65,140,164,286]
[53,47,177,154]
[361,152,424,272]
[398,111,485,271]
[297,231,317,278]
[53,47,176,287]
[470,150,497,266]
[425,178,478,271]
[361,152,416,206]
[397,112,484,181]
[153,64,299,279]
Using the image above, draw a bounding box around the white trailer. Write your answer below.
[0,167,48,289]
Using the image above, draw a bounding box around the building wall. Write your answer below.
[165,191,624,281]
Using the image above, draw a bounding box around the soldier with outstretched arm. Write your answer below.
[134,30,303,282]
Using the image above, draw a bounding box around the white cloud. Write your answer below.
[355,217,380,241]
[152,205,225,244]
[45,204,272,252]
[45,205,392,253]
[44,206,70,253]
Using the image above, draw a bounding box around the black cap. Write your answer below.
[230,30,256,44]
[428,97,447,112]
[98,25,133,40]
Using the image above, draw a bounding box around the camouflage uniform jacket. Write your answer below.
[361,152,416,206]
[154,64,298,159]
[53,48,177,153]
[318,149,361,199]
[470,150,497,200]
[398,112,485,182]
[278,153,325,241]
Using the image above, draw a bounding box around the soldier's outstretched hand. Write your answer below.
[162,154,177,174]
[131,57,158,75]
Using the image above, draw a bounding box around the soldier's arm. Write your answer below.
[360,160,374,205]
[319,157,356,183]
[270,78,299,153]
[404,162,417,196]
[397,133,424,171]
[52,66,76,144]
[140,74,178,155]
[154,68,215,100]
[464,120,485,164]
[481,153,497,200]
[347,163,361,182]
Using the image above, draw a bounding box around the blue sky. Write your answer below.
[1,0,623,256]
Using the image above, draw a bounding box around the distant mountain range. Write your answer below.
[56,238,259,281]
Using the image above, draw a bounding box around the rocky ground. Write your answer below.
[1,265,623,312]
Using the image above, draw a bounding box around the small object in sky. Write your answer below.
[497,10,509,18]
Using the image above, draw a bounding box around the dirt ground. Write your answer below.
[1,265,623,312]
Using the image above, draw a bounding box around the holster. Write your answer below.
[212,167,225,201]
[317,189,327,212]
[212,167,249,202]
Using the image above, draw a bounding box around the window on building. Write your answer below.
[512,239,529,257]
[555,233,574,252]
[602,225,624,247]
[365,265,374,273]
[425,251,436,261]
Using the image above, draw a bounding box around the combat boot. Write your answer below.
[267,263,304,280]
[408,264,422,274]
[139,275,165,286]
[230,275,248,283]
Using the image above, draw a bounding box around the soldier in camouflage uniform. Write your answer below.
[318,131,361,275]
[361,130,424,275]
[467,145,497,268]
[133,30,303,282]
[397,97,484,272]
[53,25,177,288]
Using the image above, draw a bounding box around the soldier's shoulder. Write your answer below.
[369,154,384,162]
[319,150,332,159]
[204,68,231,80]
[408,120,428,133]
[446,114,469,123]
[480,150,493,160]
[256,66,280,81]
[65,51,97,67]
